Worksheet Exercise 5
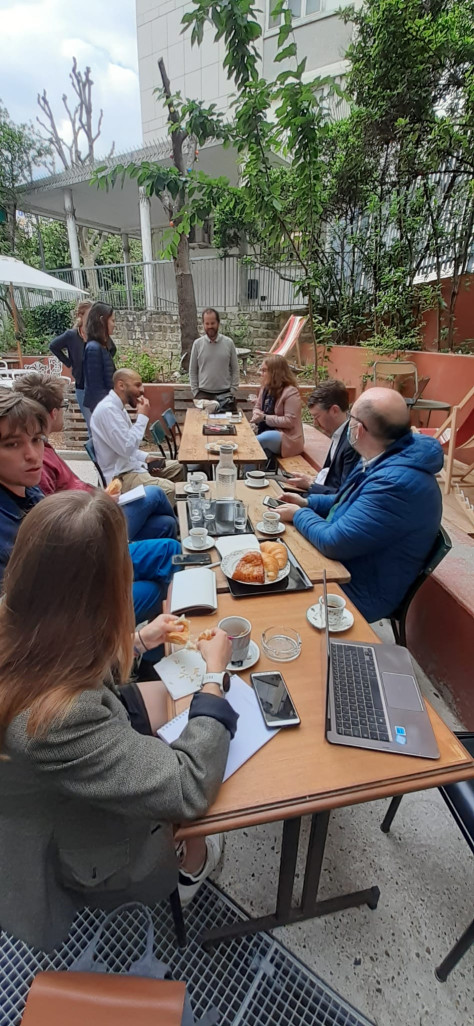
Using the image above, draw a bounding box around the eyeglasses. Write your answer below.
[349,413,368,431]
[60,401,69,410]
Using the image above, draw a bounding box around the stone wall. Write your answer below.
[113,309,290,356]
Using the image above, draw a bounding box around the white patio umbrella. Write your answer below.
[0,255,87,367]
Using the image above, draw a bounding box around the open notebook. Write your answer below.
[157,675,279,781]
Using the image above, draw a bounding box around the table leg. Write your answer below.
[200,812,380,949]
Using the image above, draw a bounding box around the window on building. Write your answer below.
[268,0,339,28]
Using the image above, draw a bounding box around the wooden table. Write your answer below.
[174,588,474,946]
[176,480,350,588]
[177,407,266,469]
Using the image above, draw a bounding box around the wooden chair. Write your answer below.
[20,972,188,1026]
[380,733,474,981]
[255,314,308,366]
[419,385,474,495]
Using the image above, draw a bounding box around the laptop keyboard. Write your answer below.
[331,643,390,742]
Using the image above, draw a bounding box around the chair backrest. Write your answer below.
[440,733,474,855]
[391,526,452,630]
[83,439,106,488]
[149,420,169,459]
[372,361,419,400]
[20,972,187,1026]
[162,407,178,432]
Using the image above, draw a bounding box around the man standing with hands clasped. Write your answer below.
[189,308,240,403]
[90,369,184,501]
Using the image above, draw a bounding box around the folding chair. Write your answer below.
[161,408,182,459]
[149,420,173,461]
[389,526,452,647]
[255,314,308,366]
[380,732,474,981]
[419,385,474,495]
[83,439,106,488]
[372,361,451,424]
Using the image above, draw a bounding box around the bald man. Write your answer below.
[278,388,444,622]
[90,369,184,500]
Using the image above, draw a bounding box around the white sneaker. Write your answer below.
[178,833,224,906]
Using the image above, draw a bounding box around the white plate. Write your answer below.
[245,478,269,489]
[205,441,239,454]
[182,535,215,552]
[227,640,260,672]
[306,604,354,633]
[183,483,210,495]
[255,521,286,536]
[221,547,290,586]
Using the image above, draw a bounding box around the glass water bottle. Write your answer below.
[216,444,237,500]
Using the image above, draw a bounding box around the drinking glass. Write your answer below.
[233,500,247,533]
[187,496,203,528]
[203,499,216,536]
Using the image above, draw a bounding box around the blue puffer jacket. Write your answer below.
[293,433,444,622]
[83,339,117,412]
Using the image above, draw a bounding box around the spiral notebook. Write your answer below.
[157,675,279,781]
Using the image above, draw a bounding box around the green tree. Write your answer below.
[0,102,49,254]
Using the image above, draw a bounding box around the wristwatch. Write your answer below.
[201,671,231,694]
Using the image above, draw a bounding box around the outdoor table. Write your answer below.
[176,479,350,588]
[171,587,474,946]
[177,406,266,471]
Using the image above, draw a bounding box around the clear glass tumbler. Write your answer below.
[233,500,247,532]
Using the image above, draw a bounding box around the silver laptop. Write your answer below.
[322,574,439,759]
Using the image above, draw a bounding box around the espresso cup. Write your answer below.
[262,510,281,533]
[189,527,208,549]
[218,616,251,664]
[246,470,266,482]
[187,471,207,491]
[319,593,346,628]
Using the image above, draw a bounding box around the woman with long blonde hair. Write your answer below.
[251,354,304,465]
[0,490,235,951]
[49,299,92,429]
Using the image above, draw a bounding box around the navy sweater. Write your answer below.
[83,339,117,412]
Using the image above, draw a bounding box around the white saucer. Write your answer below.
[182,536,215,552]
[245,478,269,489]
[183,483,210,495]
[306,604,354,633]
[227,640,260,672]
[255,521,286,536]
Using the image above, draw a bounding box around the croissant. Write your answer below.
[260,541,287,570]
[167,616,191,646]
[106,477,122,496]
[233,551,265,584]
[261,552,279,581]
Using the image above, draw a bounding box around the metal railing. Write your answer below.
[50,256,308,313]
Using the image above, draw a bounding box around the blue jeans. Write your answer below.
[256,430,282,454]
[75,388,91,434]
[123,486,177,542]
[129,537,180,623]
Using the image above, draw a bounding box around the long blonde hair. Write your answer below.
[0,491,134,747]
[262,355,299,398]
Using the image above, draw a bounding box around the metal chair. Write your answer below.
[83,439,106,488]
[372,361,451,424]
[149,420,173,461]
[389,526,452,647]
[380,732,474,981]
[161,408,181,458]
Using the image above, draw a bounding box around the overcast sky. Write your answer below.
[0,0,142,167]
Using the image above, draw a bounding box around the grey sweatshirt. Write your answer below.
[189,333,240,395]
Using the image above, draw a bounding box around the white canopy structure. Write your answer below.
[0,256,87,367]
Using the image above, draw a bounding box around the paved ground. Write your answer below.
[69,457,474,1025]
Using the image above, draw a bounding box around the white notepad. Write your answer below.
[118,484,146,505]
[169,567,217,615]
[157,675,279,781]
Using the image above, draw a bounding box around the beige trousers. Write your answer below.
[120,460,183,502]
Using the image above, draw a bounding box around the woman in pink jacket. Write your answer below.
[251,355,304,462]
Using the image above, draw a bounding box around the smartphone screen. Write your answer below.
[263,496,284,508]
[171,553,212,566]
[251,671,300,728]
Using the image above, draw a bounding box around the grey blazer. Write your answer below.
[0,684,230,951]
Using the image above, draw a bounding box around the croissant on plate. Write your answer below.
[232,551,265,584]
[261,552,279,581]
[260,541,287,570]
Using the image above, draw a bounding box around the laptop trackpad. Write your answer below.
[383,672,423,711]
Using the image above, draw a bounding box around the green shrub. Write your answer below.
[23,300,74,340]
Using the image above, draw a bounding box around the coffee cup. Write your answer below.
[262,510,281,533]
[218,616,251,664]
[246,470,266,483]
[319,593,346,628]
[189,527,208,549]
[187,471,207,491]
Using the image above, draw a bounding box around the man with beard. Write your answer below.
[90,369,183,499]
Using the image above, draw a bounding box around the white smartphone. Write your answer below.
[250,671,301,729]
[262,495,284,508]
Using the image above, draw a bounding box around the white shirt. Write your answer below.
[90,390,149,484]
[314,421,347,485]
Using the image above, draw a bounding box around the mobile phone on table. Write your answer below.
[262,495,284,509]
[250,671,301,729]
[172,553,212,566]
